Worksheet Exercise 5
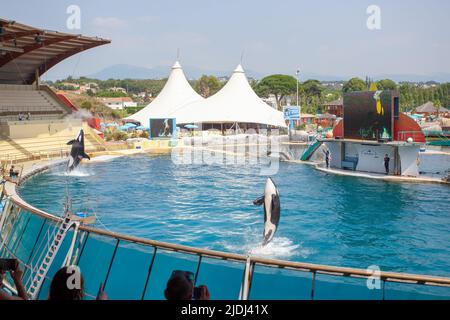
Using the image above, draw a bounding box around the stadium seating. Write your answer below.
[0,124,107,163]
[0,84,70,121]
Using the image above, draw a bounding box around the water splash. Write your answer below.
[222,229,308,260]
[64,169,93,177]
[51,164,93,177]
[248,237,305,259]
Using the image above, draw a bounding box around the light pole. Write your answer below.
[296,69,300,108]
[295,69,301,137]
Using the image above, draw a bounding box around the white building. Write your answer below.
[101,97,137,110]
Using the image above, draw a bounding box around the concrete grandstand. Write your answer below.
[0,18,111,163]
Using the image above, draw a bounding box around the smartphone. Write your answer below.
[0,259,18,272]
[193,286,202,300]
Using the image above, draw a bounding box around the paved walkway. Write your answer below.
[314,164,448,184]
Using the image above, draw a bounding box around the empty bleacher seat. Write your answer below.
[0,85,70,121]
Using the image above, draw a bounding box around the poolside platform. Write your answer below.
[314,164,449,184]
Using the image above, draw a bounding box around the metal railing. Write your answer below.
[396,130,425,142]
[1,177,450,300]
[0,149,71,164]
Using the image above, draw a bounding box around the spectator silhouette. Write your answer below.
[0,259,28,300]
[49,266,107,300]
[9,165,19,178]
[165,270,210,300]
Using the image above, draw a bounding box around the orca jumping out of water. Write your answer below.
[66,129,90,172]
[253,178,281,246]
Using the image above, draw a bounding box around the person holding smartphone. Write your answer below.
[48,266,108,300]
[165,270,210,300]
[0,259,28,300]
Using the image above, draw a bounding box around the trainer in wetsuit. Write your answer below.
[384,154,390,175]
[9,166,18,178]
[324,149,330,168]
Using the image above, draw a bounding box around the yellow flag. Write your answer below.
[376,100,382,114]
[369,82,378,91]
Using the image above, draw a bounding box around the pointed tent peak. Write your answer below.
[233,64,245,73]
[125,60,203,124]
[172,61,182,69]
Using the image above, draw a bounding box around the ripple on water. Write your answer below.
[18,154,450,276]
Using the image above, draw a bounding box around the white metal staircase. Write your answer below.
[0,196,12,234]
[1,189,96,300]
[25,201,79,299]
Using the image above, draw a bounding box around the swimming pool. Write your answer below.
[18,153,450,278]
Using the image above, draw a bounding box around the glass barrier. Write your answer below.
[249,265,312,300]
[313,273,382,300]
[37,228,77,300]
[76,233,118,299]
[1,207,28,256]
[196,257,245,300]
[104,241,155,300]
[0,204,22,255]
[384,281,450,300]
[0,203,449,300]
[9,212,32,257]
[13,214,46,264]
[22,218,53,282]
[144,250,199,300]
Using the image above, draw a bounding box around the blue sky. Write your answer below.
[2,0,450,80]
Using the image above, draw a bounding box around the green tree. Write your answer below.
[80,101,92,109]
[255,74,298,110]
[302,79,323,103]
[399,83,413,111]
[194,75,223,98]
[434,99,442,117]
[377,79,397,90]
[343,77,366,92]
[97,91,128,98]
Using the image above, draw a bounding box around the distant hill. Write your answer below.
[370,73,450,83]
[88,64,162,80]
[87,64,264,80]
[81,64,450,83]
[298,72,450,83]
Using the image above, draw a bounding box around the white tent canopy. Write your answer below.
[172,64,287,128]
[126,61,204,125]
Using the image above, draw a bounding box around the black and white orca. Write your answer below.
[66,129,90,172]
[253,178,281,246]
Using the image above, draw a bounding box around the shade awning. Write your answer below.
[172,64,287,128]
[125,61,204,125]
[0,18,110,84]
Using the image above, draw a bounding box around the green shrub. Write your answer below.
[139,131,149,139]
[112,131,128,141]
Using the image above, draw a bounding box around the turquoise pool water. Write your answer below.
[18,154,450,278]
